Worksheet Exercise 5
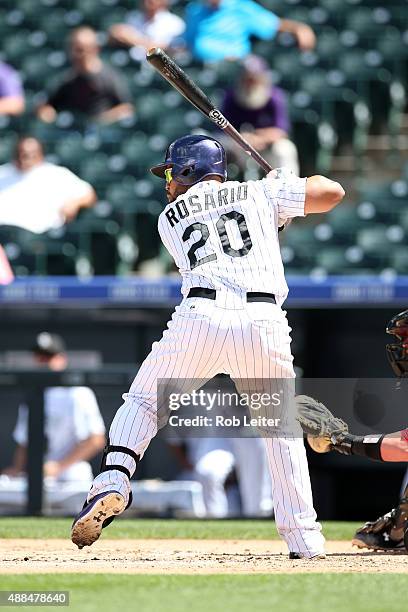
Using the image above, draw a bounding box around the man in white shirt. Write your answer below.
[0,137,96,235]
[109,0,185,60]
[2,333,106,483]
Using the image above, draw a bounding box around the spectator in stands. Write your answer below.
[184,0,316,63]
[221,55,299,175]
[0,136,96,234]
[0,61,24,116]
[37,27,133,124]
[109,0,185,60]
[2,333,106,483]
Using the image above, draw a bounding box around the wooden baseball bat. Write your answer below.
[146,48,273,174]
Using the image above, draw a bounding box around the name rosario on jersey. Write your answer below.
[165,185,248,228]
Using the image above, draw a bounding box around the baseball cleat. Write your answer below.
[71,491,126,549]
[289,552,326,560]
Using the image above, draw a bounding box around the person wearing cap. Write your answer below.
[221,55,299,176]
[2,333,106,483]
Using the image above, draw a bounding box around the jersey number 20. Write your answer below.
[182,211,253,270]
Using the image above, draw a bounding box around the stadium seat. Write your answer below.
[377,28,408,67]
[209,61,241,88]
[338,49,389,88]
[398,209,408,233]
[316,247,349,273]
[72,0,123,29]
[346,7,391,40]
[326,204,364,240]
[280,223,318,251]
[0,10,12,38]
[390,247,408,274]
[272,50,304,88]
[116,230,139,273]
[39,11,74,47]
[359,179,408,203]
[17,0,47,23]
[74,0,100,16]
[1,227,77,276]
[318,0,344,8]
[0,226,35,250]
[79,154,114,191]
[92,123,130,150]
[108,176,160,206]
[387,80,406,142]
[355,224,392,257]
[106,180,137,210]
[98,8,128,31]
[315,29,344,66]
[0,133,18,165]
[121,134,157,171]
[66,217,121,275]
[370,198,406,223]
[54,136,88,172]
[135,92,166,127]
[3,31,32,64]
[24,119,73,148]
[22,51,62,90]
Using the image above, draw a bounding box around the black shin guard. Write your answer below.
[96,439,141,527]
[99,439,140,481]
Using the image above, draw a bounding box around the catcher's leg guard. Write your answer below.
[352,486,408,551]
[390,487,408,544]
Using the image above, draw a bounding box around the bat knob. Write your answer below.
[146,47,162,59]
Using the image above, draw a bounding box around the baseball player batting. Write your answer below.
[71,134,344,558]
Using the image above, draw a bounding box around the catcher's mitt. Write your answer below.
[295,395,349,453]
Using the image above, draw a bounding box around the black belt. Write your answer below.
[187,287,276,304]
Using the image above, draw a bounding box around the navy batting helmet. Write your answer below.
[386,310,408,377]
[150,134,227,186]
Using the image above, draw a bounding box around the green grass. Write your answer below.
[0,517,360,540]
[0,521,404,612]
[0,574,406,612]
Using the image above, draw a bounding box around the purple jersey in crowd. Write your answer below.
[221,86,290,133]
[0,62,24,98]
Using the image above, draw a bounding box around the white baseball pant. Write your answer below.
[88,293,325,557]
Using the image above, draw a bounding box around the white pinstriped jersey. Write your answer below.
[90,167,325,556]
[158,168,306,304]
